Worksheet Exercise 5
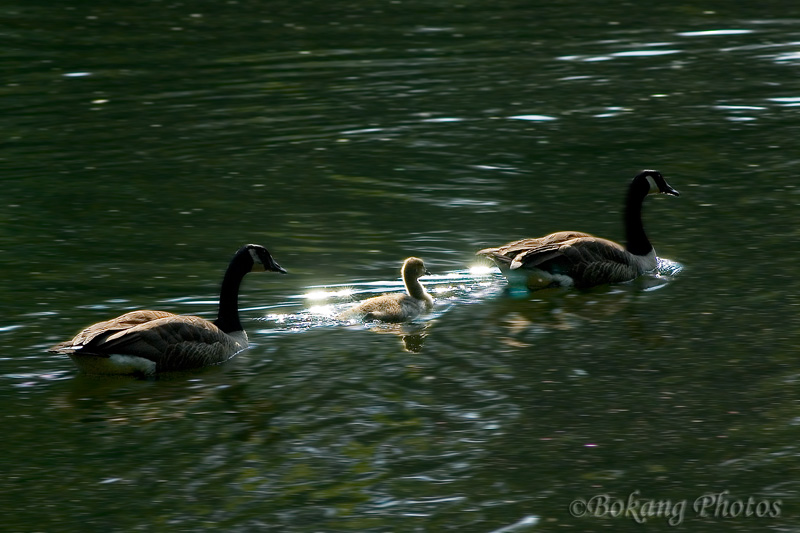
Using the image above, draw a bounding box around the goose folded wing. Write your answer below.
[85,316,240,363]
[512,237,641,285]
[510,236,623,267]
[48,310,177,353]
[478,232,595,260]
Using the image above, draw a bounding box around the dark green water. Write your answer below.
[3,1,800,531]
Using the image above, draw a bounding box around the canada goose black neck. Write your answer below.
[214,247,253,333]
[214,244,286,333]
[624,174,654,257]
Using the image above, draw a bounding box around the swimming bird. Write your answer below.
[476,170,679,289]
[340,257,433,322]
[48,244,287,375]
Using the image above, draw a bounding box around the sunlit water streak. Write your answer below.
[252,258,682,334]
[256,267,506,333]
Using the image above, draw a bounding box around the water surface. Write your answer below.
[3,1,800,531]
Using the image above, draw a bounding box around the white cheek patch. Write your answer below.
[248,248,267,272]
[645,174,660,193]
[249,248,263,265]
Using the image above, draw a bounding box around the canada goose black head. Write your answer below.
[636,169,680,197]
[245,244,288,274]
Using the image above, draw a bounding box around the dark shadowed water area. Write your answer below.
[2,1,800,531]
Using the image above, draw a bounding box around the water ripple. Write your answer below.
[258,268,505,333]
[677,29,755,37]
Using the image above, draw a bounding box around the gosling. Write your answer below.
[340,257,433,322]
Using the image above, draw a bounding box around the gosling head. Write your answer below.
[401,257,431,279]
[636,169,680,197]
[244,244,288,274]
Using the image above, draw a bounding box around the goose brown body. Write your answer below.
[48,244,286,375]
[477,170,679,289]
[340,257,433,322]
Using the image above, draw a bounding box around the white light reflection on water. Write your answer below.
[507,114,558,121]
[489,515,541,533]
[768,96,800,106]
[639,257,684,292]
[557,49,681,62]
[256,267,504,333]
[611,49,681,57]
[305,288,354,301]
[773,52,800,62]
[656,257,684,277]
[255,259,683,334]
[677,29,754,37]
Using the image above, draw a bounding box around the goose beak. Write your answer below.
[663,184,680,197]
[270,260,288,274]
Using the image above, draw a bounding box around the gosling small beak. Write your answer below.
[424,269,432,276]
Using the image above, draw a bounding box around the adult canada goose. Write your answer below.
[476,170,679,289]
[340,257,434,322]
[49,244,287,375]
